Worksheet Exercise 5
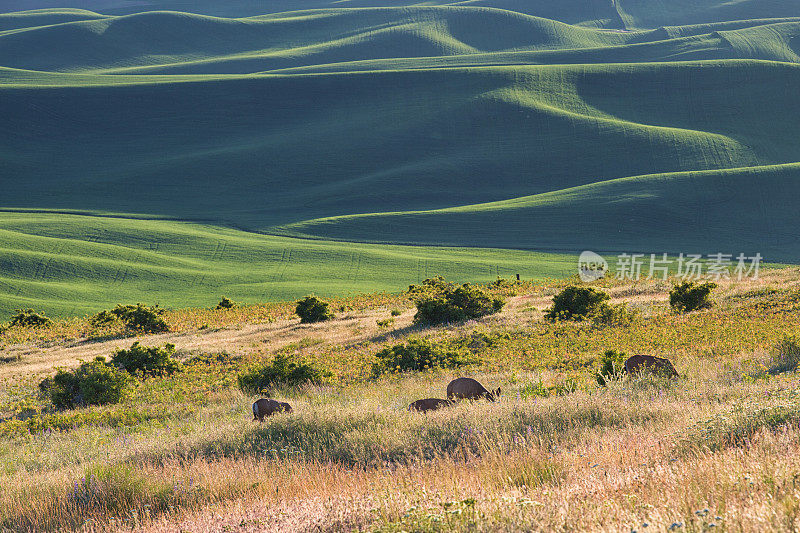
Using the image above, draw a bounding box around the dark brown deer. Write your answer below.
[446,378,500,402]
[408,398,453,413]
[252,398,293,421]
[623,355,679,378]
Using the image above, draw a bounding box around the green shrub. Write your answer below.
[407,276,449,295]
[596,350,628,386]
[390,309,402,317]
[110,342,181,376]
[376,318,395,328]
[9,309,52,328]
[215,297,236,310]
[767,335,800,375]
[90,310,119,329]
[544,286,609,322]
[372,338,477,376]
[41,357,131,409]
[238,353,329,393]
[669,281,717,313]
[411,279,504,326]
[110,304,169,333]
[295,296,334,324]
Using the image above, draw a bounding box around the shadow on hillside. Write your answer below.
[368,324,426,345]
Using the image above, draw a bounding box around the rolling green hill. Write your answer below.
[0,212,574,317]
[0,1,799,316]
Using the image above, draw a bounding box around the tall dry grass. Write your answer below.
[1,270,800,531]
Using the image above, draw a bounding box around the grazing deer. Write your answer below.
[408,398,453,413]
[252,398,293,421]
[446,378,500,402]
[623,355,679,378]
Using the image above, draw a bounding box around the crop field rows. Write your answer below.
[0,1,799,314]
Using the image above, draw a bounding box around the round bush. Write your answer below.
[238,353,329,393]
[412,281,504,326]
[9,309,52,328]
[42,357,131,409]
[215,297,236,310]
[110,342,181,376]
[371,338,477,377]
[544,286,609,322]
[669,281,717,313]
[110,303,169,333]
[295,296,334,324]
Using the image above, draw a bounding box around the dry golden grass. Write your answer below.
[2,270,800,532]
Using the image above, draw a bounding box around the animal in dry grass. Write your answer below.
[623,354,679,378]
[446,377,500,402]
[408,398,453,413]
[252,398,293,421]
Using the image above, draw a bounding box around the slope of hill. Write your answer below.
[1,60,797,228]
[7,1,800,29]
[0,1,799,316]
[0,212,573,317]
[276,163,800,259]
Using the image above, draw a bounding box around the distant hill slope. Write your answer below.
[1,60,797,231]
[5,1,800,29]
[0,212,573,317]
[0,1,799,316]
[276,163,800,261]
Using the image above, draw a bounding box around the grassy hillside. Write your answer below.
[3,268,800,531]
[6,1,800,28]
[2,60,798,230]
[276,163,800,259]
[0,212,574,318]
[0,2,799,314]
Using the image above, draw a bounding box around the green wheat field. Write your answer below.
[2,1,800,532]
[2,0,800,316]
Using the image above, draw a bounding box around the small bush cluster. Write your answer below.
[410,278,504,326]
[9,309,52,328]
[372,338,477,376]
[91,304,169,334]
[215,297,237,310]
[295,296,334,324]
[544,286,609,322]
[238,353,329,393]
[110,342,181,376]
[90,310,119,329]
[669,281,717,313]
[40,357,132,409]
[39,341,181,409]
[596,349,628,386]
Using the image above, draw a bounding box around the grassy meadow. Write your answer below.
[1,269,800,531]
[1,2,800,530]
[0,211,575,318]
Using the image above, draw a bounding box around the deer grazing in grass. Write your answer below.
[252,398,293,421]
[623,354,679,378]
[446,378,500,402]
[408,398,453,413]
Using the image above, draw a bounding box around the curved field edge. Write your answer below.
[0,212,576,318]
[2,60,798,238]
[273,163,800,261]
